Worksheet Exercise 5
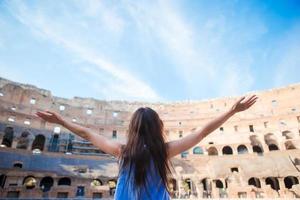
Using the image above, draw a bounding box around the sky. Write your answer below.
[0,0,300,102]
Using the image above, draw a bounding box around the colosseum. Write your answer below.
[0,76,300,199]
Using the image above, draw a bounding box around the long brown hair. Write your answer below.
[120,107,171,196]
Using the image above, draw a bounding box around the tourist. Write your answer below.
[36,95,257,199]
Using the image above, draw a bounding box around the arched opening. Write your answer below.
[282,130,295,139]
[183,178,192,196]
[237,145,248,154]
[250,135,264,155]
[16,131,30,149]
[215,179,223,188]
[222,146,233,155]
[58,177,71,186]
[193,146,203,154]
[168,178,177,195]
[268,144,279,151]
[48,134,59,152]
[1,127,14,147]
[207,147,218,156]
[253,145,263,154]
[285,141,297,150]
[13,162,23,169]
[0,174,7,188]
[108,179,117,196]
[31,134,45,151]
[40,176,54,192]
[181,151,189,158]
[248,177,261,188]
[284,176,299,189]
[201,178,211,198]
[91,179,102,186]
[265,177,280,191]
[23,176,37,189]
[264,133,279,151]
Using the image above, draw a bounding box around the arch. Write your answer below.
[215,179,223,188]
[48,134,59,152]
[268,144,279,151]
[31,134,45,151]
[253,145,263,154]
[1,127,14,147]
[250,135,264,154]
[13,162,23,169]
[222,146,233,155]
[183,178,192,195]
[108,179,117,196]
[16,131,30,149]
[91,179,102,186]
[285,141,297,150]
[248,177,261,188]
[282,130,295,139]
[284,176,299,189]
[237,145,248,154]
[0,174,7,188]
[264,133,279,151]
[168,178,177,193]
[23,176,37,189]
[181,151,189,158]
[58,177,71,186]
[40,176,54,192]
[193,146,203,154]
[207,147,218,156]
[265,177,280,191]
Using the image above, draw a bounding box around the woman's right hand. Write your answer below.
[36,111,65,125]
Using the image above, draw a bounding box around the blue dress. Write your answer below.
[114,159,171,200]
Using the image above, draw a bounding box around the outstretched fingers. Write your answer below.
[246,96,258,108]
[237,96,246,104]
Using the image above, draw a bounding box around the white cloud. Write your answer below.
[122,0,258,98]
[6,0,161,101]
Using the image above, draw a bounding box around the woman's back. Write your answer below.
[114,158,171,200]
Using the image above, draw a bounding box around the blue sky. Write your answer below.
[0,0,300,102]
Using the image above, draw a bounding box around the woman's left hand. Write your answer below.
[231,95,258,113]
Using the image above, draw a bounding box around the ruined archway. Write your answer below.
[23,176,37,189]
[268,144,279,151]
[1,127,14,147]
[248,177,261,188]
[250,135,264,154]
[265,177,280,191]
[193,146,203,154]
[215,179,224,188]
[264,133,279,151]
[237,145,248,154]
[282,130,295,140]
[16,131,30,149]
[284,176,299,189]
[207,147,218,156]
[285,141,297,150]
[40,176,54,192]
[108,179,117,196]
[168,178,177,194]
[31,134,45,151]
[91,179,103,186]
[48,134,59,152]
[58,177,71,186]
[222,146,233,155]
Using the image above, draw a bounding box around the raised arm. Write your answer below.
[166,95,258,158]
[36,111,122,157]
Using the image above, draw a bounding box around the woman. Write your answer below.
[36,95,257,199]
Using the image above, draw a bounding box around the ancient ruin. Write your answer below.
[0,77,300,199]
